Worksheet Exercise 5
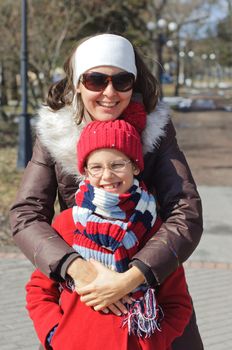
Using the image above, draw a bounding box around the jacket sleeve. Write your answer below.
[25,269,63,349]
[131,120,203,285]
[151,266,193,348]
[25,209,76,349]
[10,138,80,280]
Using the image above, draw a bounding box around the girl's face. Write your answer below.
[77,66,133,121]
[85,148,139,194]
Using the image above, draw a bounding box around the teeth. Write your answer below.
[102,183,118,189]
[99,102,117,107]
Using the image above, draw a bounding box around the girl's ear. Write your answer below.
[133,165,140,176]
[84,168,89,180]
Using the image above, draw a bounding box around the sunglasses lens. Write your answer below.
[82,73,107,91]
[81,72,135,92]
[112,72,135,92]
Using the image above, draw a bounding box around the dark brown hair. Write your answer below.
[46,34,160,124]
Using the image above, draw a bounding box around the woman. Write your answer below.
[10,33,203,349]
[26,119,192,350]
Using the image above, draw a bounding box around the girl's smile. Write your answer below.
[85,148,139,194]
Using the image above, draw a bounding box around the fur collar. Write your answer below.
[35,102,170,177]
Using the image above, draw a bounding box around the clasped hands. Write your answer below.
[67,258,145,316]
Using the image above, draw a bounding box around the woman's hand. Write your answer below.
[76,259,145,312]
[67,258,98,288]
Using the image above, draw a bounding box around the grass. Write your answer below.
[0,119,24,246]
[0,147,23,214]
[0,117,62,247]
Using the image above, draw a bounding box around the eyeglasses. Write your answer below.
[85,160,131,178]
[80,72,135,92]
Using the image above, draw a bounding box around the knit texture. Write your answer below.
[77,101,146,174]
[72,179,164,337]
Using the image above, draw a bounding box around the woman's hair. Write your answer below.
[46,34,160,124]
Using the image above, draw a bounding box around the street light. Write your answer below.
[201,52,217,88]
[147,19,177,99]
[178,51,185,86]
[17,0,32,169]
[185,50,195,87]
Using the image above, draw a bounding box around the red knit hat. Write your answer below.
[77,119,144,174]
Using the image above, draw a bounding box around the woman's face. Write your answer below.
[76,66,133,121]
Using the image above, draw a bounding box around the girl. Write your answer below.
[26,119,192,350]
[10,33,203,349]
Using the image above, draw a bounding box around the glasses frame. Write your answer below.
[85,159,131,178]
[80,72,135,92]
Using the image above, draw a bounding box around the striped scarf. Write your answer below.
[72,179,163,337]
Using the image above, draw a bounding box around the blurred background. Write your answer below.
[0,0,232,248]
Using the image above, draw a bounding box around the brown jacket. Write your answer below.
[10,102,203,285]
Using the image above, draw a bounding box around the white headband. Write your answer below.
[72,34,137,87]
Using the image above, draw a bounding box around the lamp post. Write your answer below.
[17,0,32,169]
[171,36,186,97]
[147,19,177,99]
[185,50,195,88]
[178,50,185,86]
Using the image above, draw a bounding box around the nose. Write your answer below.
[101,166,114,180]
[102,81,117,97]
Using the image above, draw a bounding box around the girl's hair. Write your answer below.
[46,34,160,124]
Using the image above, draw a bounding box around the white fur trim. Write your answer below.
[36,106,85,179]
[36,102,170,176]
[142,101,171,154]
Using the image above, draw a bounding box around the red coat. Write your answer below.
[26,208,192,350]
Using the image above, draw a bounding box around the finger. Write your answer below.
[113,300,128,315]
[102,308,109,314]
[76,284,95,295]
[80,295,99,306]
[106,304,122,316]
[121,295,133,305]
[80,293,96,302]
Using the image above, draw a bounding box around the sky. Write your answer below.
[207,0,229,23]
[181,0,229,38]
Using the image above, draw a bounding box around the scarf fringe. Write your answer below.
[122,288,164,338]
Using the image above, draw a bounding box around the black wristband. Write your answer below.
[130,259,159,287]
[57,252,82,280]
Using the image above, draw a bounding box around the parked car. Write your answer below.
[164,97,232,112]
[176,98,217,112]
[161,73,174,84]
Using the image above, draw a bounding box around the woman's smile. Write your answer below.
[77,66,133,121]
[97,101,119,108]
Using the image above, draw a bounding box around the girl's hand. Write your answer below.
[76,259,145,311]
[102,296,133,316]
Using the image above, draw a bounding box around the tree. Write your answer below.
[0,0,21,109]
[216,3,232,67]
[0,0,230,108]
[20,0,148,106]
[143,0,213,95]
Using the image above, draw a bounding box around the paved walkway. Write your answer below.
[1,186,232,349]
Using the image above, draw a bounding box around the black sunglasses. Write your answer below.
[80,72,135,92]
